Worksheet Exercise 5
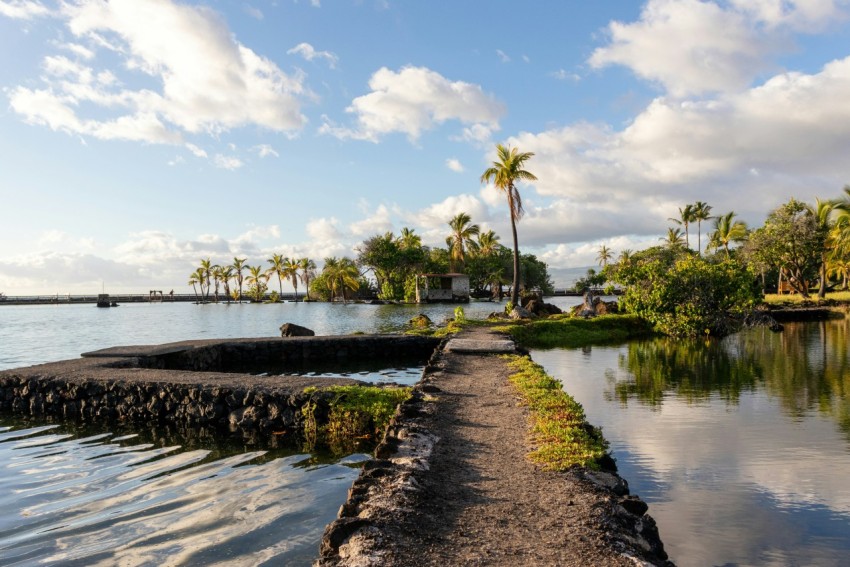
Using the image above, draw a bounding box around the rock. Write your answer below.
[320,517,371,554]
[525,299,563,317]
[408,313,432,328]
[279,323,315,337]
[509,306,534,320]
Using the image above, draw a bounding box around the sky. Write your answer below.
[2,0,850,295]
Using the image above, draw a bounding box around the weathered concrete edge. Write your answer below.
[316,341,673,567]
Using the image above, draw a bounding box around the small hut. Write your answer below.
[415,273,470,303]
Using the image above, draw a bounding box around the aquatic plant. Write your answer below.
[500,314,654,349]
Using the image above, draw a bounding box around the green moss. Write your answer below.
[498,314,655,349]
[504,355,609,470]
[301,385,412,454]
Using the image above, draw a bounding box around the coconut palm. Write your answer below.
[809,198,838,298]
[398,227,422,250]
[662,227,686,250]
[668,204,696,249]
[245,265,268,302]
[480,144,537,306]
[232,257,247,301]
[210,264,224,302]
[283,257,301,300]
[475,230,501,257]
[692,201,713,254]
[299,258,317,300]
[266,253,288,296]
[596,245,613,268]
[446,212,480,271]
[323,257,360,303]
[199,258,213,300]
[219,266,234,303]
[708,212,748,258]
[188,269,204,301]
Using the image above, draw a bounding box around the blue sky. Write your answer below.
[2,0,850,294]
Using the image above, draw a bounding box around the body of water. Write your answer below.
[533,319,850,566]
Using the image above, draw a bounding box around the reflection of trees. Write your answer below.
[613,320,850,439]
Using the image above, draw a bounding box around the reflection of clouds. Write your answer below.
[0,428,358,565]
[532,345,850,565]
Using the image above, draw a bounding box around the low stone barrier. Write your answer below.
[0,335,440,437]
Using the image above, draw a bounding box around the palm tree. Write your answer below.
[709,212,748,258]
[480,144,537,306]
[245,265,268,302]
[446,212,480,272]
[188,269,203,301]
[199,258,213,300]
[398,227,422,250]
[232,257,247,301]
[668,204,695,249]
[299,258,317,300]
[284,257,301,300]
[596,245,613,268]
[266,253,288,296]
[210,264,224,303]
[219,266,234,303]
[323,257,360,303]
[692,201,713,254]
[475,230,501,257]
[662,227,685,250]
[809,198,837,298]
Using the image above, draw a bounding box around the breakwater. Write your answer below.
[0,335,439,435]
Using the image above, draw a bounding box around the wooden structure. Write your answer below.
[415,273,470,303]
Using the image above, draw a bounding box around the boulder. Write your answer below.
[525,299,563,317]
[280,323,315,337]
[509,306,534,320]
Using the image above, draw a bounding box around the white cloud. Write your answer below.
[445,158,464,173]
[496,49,510,63]
[350,204,395,236]
[287,42,338,68]
[320,66,505,142]
[186,143,208,158]
[306,217,345,243]
[253,144,279,158]
[213,154,244,170]
[550,69,581,82]
[0,0,50,19]
[6,0,308,147]
[243,4,263,20]
[409,194,490,232]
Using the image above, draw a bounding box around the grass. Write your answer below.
[504,355,609,470]
[764,290,850,306]
[497,314,655,349]
[301,385,412,454]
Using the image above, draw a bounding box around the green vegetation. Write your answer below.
[500,315,655,349]
[301,385,412,454]
[504,355,609,470]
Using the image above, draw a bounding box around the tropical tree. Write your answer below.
[299,258,317,300]
[810,198,838,298]
[693,201,713,254]
[199,258,213,300]
[188,269,204,301]
[668,204,695,249]
[596,245,613,268]
[219,266,234,303]
[284,257,301,300]
[662,227,686,250]
[232,257,247,301]
[245,265,268,302]
[445,212,480,272]
[708,212,748,258]
[322,257,360,303]
[399,227,422,250]
[480,144,537,306]
[475,230,501,257]
[266,253,288,296]
[210,264,224,302]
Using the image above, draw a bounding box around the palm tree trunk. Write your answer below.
[510,214,520,307]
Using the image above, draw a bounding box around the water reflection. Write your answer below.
[612,320,850,439]
[532,320,850,566]
[0,419,364,566]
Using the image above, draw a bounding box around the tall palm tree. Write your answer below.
[323,257,360,303]
[188,269,203,301]
[232,257,247,301]
[245,265,268,302]
[692,201,713,254]
[596,245,613,268]
[199,258,213,300]
[475,230,501,257]
[266,253,288,296]
[283,257,301,300]
[210,264,224,303]
[480,144,537,306]
[219,266,234,303]
[668,204,695,249]
[299,258,317,300]
[446,212,480,272]
[809,198,837,298]
[709,212,748,258]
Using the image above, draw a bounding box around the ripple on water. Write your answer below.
[0,422,365,566]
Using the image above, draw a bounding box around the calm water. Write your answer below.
[533,319,850,567]
[0,299,581,371]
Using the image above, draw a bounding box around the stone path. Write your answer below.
[320,327,670,566]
